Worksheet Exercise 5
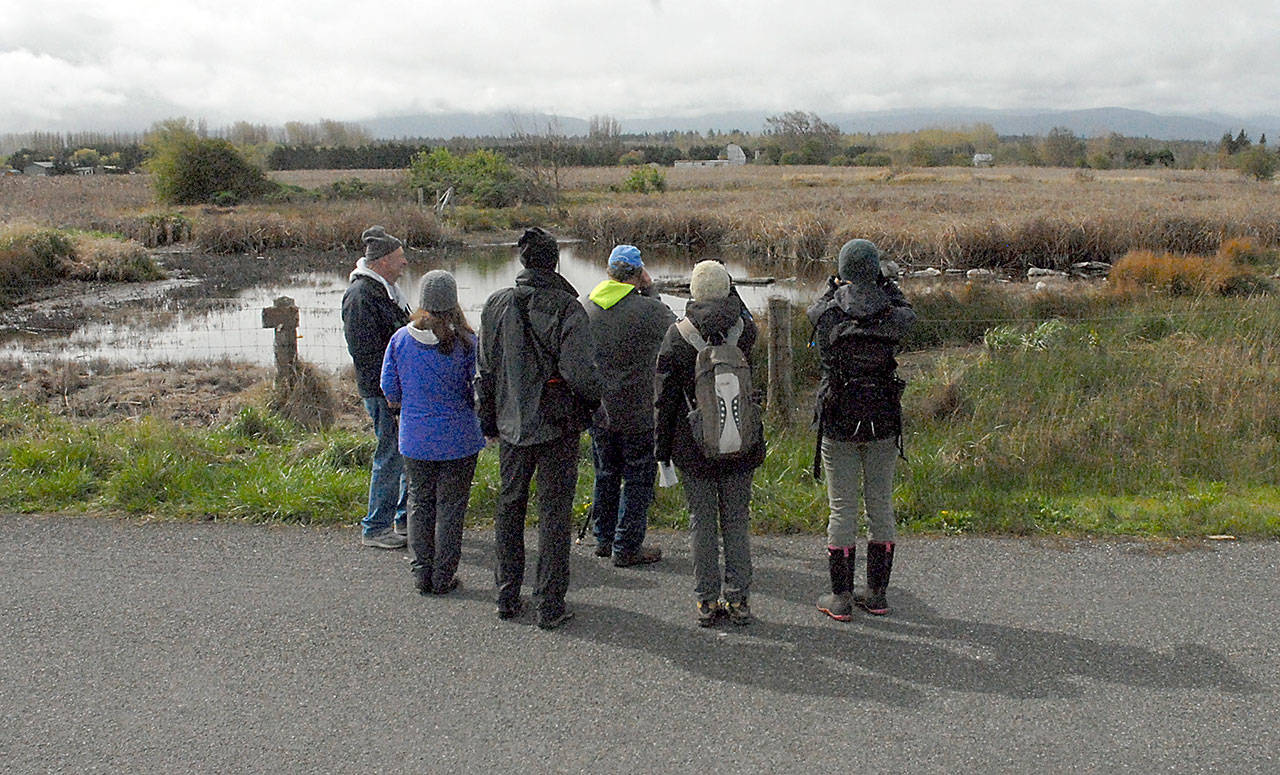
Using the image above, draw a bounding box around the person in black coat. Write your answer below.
[342,226,412,549]
[808,239,915,620]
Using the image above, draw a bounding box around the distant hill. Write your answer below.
[360,107,1280,143]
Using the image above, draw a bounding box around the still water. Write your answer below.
[2,244,822,371]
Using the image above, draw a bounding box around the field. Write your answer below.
[1,166,1278,537]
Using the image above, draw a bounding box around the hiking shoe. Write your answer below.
[361,528,407,549]
[393,522,408,537]
[696,599,722,627]
[412,570,433,596]
[593,542,613,558]
[497,599,524,620]
[430,578,459,596]
[725,600,753,626]
[537,608,575,630]
[855,588,890,616]
[817,592,854,622]
[613,545,663,567]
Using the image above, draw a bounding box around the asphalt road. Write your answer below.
[1,514,1277,774]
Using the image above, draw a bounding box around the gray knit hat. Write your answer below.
[689,260,731,300]
[418,270,457,312]
[837,239,882,284]
[362,225,403,261]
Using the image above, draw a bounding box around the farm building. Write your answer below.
[675,143,748,168]
[23,161,55,176]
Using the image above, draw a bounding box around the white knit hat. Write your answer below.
[689,260,730,300]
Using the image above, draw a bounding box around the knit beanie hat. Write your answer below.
[607,244,644,271]
[517,227,559,269]
[362,225,403,261]
[837,239,882,284]
[689,260,731,300]
[417,269,457,312]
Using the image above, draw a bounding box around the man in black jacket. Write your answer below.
[342,226,411,549]
[478,228,601,629]
[584,244,675,566]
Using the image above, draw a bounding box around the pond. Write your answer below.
[1,244,826,371]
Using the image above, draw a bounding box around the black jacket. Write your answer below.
[806,276,915,441]
[477,268,602,446]
[342,274,410,398]
[654,296,765,478]
[585,282,676,435]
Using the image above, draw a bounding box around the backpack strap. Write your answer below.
[676,317,742,349]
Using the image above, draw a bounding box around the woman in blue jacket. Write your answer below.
[381,270,485,595]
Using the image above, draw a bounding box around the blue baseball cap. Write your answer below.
[607,244,644,269]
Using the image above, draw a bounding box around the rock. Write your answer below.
[908,267,942,278]
[966,268,996,281]
[1070,261,1111,278]
[1027,266,1068,278]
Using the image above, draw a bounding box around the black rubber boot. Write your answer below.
[817,545,855,621]
[412,567,433,596]
[856,540,894,615]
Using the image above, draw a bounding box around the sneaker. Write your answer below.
[613,545,663,567]
[817,592,853,622]
[497,599,524,620]
[593,543,613,558]
[696,599,722,628]
[537,608,575,630]
[361,528,407,549]
[725,600,753,626]
[393,522,408,537]
[430,578,459,596]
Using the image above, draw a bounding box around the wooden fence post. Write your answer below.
[766,295,794,425]
[262,296,299,386]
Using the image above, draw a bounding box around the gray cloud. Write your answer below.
[4,0,1279,133]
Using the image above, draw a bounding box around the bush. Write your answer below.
[66,233,164,282]
[0,225,75,303]
[1236,146,1277,181]
[408,148,534,208]
[146,121,275,205]
[1109,248,1269,297]
[621,166,666,193]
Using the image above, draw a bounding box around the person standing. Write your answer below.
[381,270,484,596]
[584,244,675,566]
[477,227,601,629]
[654,260,764,626]
[342,225,411,549]
[808,239,915,620]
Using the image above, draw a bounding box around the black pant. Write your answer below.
[494,434,580,616]
[405,453,478,589]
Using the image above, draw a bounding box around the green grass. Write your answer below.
[2,291,1277,537]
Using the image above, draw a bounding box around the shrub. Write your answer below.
[147,122,275,205]
[0,225,75,303]
[1109,248,1268,297]
[1236,146,1277,181]
[620,166,666,193]
[66,233,164,282]
[408,148,533,208]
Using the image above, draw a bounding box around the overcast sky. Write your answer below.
[4,1,1280,134]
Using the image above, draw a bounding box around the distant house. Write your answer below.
[23,161,55,176]
[675,143,749,168]
[72,165,100,175]
[973,153,994,167]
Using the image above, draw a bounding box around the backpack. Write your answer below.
[676,317,762,461]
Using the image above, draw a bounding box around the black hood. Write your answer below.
[685,296,741,343]
[515,267,579,298]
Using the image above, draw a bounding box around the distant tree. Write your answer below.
[1236,146,1277,181]
[763,110,841,164]
[71,148,100,168]
[6,148,35,171]
[146,119,274,204]
[1041,127,1086,167]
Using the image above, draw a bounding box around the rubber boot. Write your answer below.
[817,545,855,621]
[856,540,894,615]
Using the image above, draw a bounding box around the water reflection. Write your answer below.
[1,244,822,370]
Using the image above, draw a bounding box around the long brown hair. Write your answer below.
[410,305,474,355]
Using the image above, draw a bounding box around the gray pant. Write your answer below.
[405,453,478,589]
[682,470,753,604]
[494,435,579,617]
[821,436,898,546]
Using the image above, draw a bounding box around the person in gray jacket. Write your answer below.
[477,227,601,629]
[584,245,676,567]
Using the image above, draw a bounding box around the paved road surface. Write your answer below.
[1,515,1276,773]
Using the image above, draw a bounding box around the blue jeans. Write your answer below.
[589,428,657,556]
[362,396,407,536]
